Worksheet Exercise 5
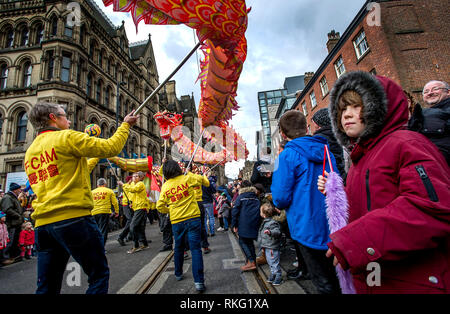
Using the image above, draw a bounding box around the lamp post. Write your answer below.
[114,80,126,188]
[116,80,126,129]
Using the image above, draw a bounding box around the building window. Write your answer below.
[89,40,96,59]
[334,56,346,78]
[105,86,111,107]
[51,16,58,36]
[61,52,72,82]
[35,23,44,45]
[23,62,32,87]
[301,101,307,116]
[0,113,3,140]
[5,27,14,48]
[96,80,103,103]
[77,59,84,85]
[87,73,93,97]
[47,51,55,79]
[20,26,29,46]
[319,76,329,97]
[310,91,317,109]
[98,50,103,67]
[64,23,73,38]
[16,111,28,142]
[353,30,369,59]
[79,24,85,46]
[0,64,8,89]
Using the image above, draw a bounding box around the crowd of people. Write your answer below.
[0,74,449,295]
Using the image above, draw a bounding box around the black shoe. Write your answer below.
[203,247,211,254]
[287,268,309,280]
[159,245,172,252]
[117,238,126,246]
[25,255,31,260]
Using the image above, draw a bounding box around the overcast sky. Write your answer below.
[94,0,365,179]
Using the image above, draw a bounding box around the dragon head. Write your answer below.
[153,110,183,140]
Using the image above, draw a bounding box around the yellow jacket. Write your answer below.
[192,173,210,202]
[156,172,204,224]
[123,181,149,211]
[91,186,119,215]
[25,123,130,227]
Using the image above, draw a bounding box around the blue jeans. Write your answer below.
[172,217,204,284]
[265,248,282,276]
[239,237,256,263]
[203,202,215,235]
[35,216,109,294]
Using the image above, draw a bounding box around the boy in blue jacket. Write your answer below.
[271,110,341,294]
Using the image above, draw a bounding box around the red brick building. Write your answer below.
[294,0,450,129]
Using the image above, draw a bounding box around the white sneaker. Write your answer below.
[217,227,224,232]
[292,261,298,268]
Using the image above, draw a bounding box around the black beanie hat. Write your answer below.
[312,108,331,127]
[9,182,21,191]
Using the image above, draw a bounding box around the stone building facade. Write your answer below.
[0,0,166,189]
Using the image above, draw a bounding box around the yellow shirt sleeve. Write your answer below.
[87,158,99,173]
[111,190,119,214]
[156,182,169,214]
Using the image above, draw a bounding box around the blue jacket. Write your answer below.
[271,136,338,250]
[231,187,261,239]
[201,176,216,204]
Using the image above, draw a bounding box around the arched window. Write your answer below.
[86,73,93,97]
[96,80,103,103]
[47,50,55,79]
[0,63,8,89]
[64,20,73,37]
[130,137,137,157]
[16,111,28,142]
[0,113,3,140]
[20,25,29,46]
[101,123,107,138]
[23,61,32,87]
[124,100,129,115]
[79,24,86,46]
[5,26,14,48]
[147,142,153,156]
[50,16,58,36]
[61,52,72,82]
[98,49,103,67]
[35,23,44,45]
[105,86,111,107]
[109,126,115,138]
[89,40,96,59]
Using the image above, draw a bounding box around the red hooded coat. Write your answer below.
[327,72,450,294]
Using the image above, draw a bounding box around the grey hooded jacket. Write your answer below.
[258,218,282,250]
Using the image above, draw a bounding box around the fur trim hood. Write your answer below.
[329,71,389,148]
[239,186,258,195]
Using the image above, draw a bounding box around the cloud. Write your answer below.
[94,0,365,179]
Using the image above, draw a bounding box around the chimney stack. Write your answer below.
[327,30,341,53]
[304,72,315,86]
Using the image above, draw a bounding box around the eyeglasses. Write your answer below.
[422,87,448,95]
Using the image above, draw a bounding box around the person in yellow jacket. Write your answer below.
[118,171,150,254]
[92,178,119,247]
[24,102,139,294]
[156,160,210,292]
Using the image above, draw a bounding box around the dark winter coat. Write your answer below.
[328,71,450,294]
[314,125,346,178]
[231,187,261,239]
[201,177,216,204]
[408,97,450,165]
[258,218,282,250]
[250,161,272,193]
[0,192,23,228]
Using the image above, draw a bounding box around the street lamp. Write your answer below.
[116,81,126,129]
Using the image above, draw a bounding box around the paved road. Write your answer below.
[0,218,313,294]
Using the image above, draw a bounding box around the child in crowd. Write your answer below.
[217,193,231,232]
[18,221,35,260]
[231,180,261,272]
[0,211,10,264]
[258,203,283,286]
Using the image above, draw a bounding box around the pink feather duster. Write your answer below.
[323,145,356,294]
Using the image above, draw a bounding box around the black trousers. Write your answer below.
[296,241,341,294]
[130,209,148,248]
[119,205,133,241]
[94,213,110,246]
[159,212,173,247]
